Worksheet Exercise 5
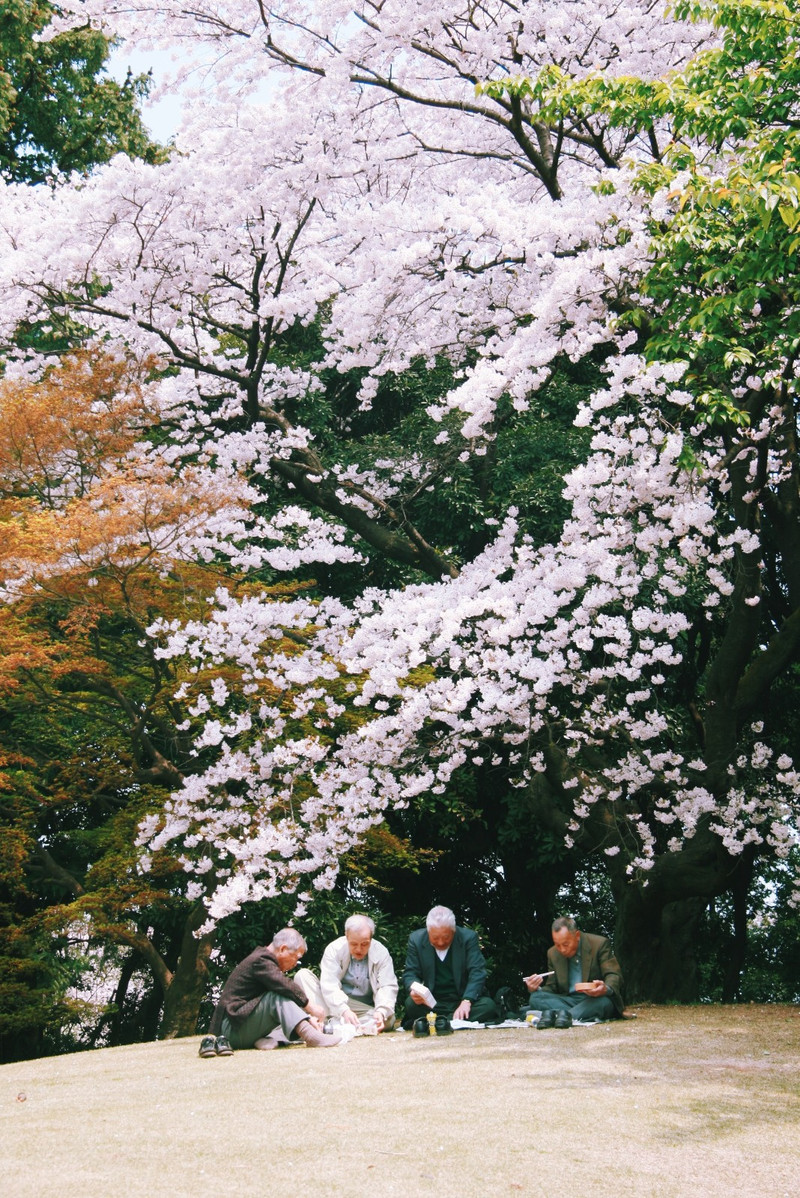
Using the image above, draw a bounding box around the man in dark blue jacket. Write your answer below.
[402,905,499,1028]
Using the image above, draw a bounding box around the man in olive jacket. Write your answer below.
[402,905,499,1028]
[525,916,624,1023]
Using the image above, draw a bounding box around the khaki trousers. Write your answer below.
[295,968,396,1029]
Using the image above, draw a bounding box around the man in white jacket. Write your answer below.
[296,914,398,1032]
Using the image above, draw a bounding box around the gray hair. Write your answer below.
[271,927,307,952]
[552,916,578,934]
[426,905,456,930]
[344,914,375,937]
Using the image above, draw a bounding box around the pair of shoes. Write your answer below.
[199,1034,233,1057]
[199,1034,235,1057]
[413,1014,454,1036]
[537,1009,572,1029]
[198,1035,217,1057]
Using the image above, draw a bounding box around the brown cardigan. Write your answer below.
[209,947,310,1035]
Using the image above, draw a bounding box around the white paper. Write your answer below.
[409,981,436,1008]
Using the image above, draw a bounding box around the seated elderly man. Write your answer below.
[402,905,500,1029]
[524,915,624,1028]
[199,927,341,1055]
[296,914,398,1032]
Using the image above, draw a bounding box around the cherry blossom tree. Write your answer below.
[1,0,799,1004]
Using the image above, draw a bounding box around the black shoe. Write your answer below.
[434,1015,454,1036]
[198,1035,217,1058]
[413,1017,430,1037]
[554,1011,572,1029]
[215,1035,234,1055]
[536,1010,556,1030]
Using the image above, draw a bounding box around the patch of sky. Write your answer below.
[106,44,186,142]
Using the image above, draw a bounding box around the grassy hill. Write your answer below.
[2,1005,798,1197]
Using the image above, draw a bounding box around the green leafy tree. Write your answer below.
[0,0,163,184]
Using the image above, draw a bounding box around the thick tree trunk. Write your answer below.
[609,834,754,1004]
[158,905,216,1038]
[614,888,707,1003]
[721,852,754,1002]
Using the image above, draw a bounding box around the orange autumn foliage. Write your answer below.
[0,348,230,695]
[0,348,258,615]
[0,349,161,507]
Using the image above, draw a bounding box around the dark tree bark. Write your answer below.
[158,904,216,1038]
[607,829,757,1004]
[721,852,754,1002]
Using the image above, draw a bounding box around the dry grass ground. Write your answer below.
[2,1004,798,1198]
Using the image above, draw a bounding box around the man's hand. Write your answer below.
[453,1000,472,1021]
[373,1011,386,1033]
[574,980,606,997]
[410,988,428,1005]
[305,1001,326,1020]
[341,1007,361,1027]
[523,973,543,993]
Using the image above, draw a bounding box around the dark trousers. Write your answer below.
[526,991,617,1022]
[402,994,500,1028]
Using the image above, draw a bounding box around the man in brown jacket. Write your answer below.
[199,927,342,1055]
[524,916,624,1028]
